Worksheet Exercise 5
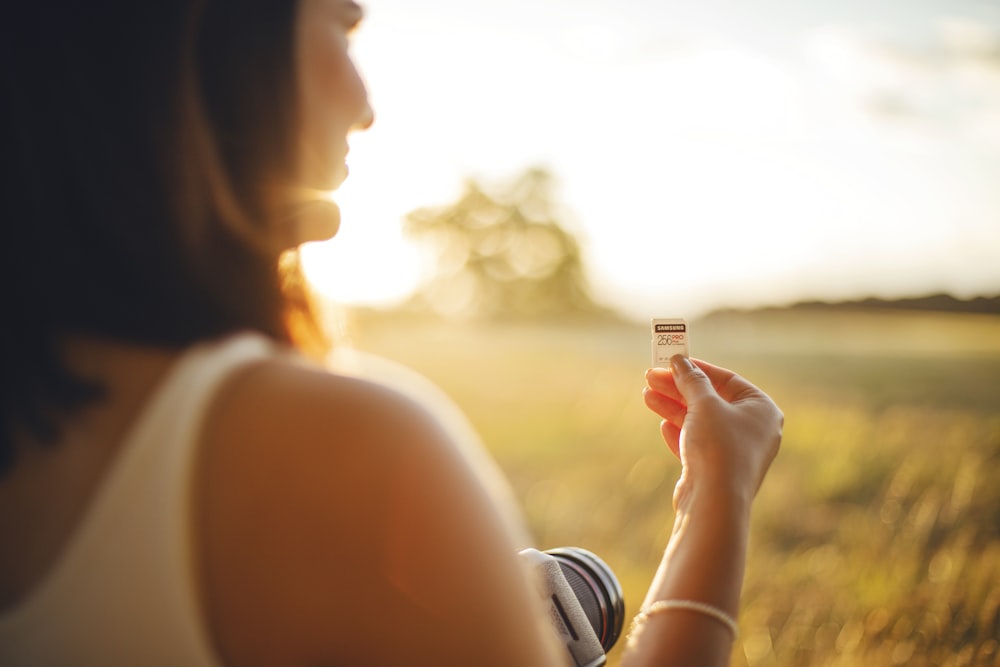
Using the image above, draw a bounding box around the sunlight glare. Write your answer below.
[300,178,422,308]
[300,2,1000,318]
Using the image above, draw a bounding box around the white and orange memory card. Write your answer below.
[651,318,689,368]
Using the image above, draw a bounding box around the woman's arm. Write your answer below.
[621,355,783,667]
[193,353,779,667]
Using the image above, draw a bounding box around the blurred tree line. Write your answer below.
[402,167,614,321]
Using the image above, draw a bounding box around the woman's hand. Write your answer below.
[643,356,782,511]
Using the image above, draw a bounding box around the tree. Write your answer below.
[403,167,607,320]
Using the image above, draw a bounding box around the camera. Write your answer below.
[519,547,625,667]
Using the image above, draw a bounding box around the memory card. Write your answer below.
[651,318,689,368]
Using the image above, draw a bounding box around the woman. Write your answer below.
[0,1,782,665]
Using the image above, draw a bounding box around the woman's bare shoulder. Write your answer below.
[202,356,442,459]
[193,358,561,667]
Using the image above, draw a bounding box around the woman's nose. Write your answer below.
[353,101,374,131]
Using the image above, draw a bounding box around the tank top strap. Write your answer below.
[0,332,288,667]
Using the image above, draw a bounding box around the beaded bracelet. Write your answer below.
[630,600,739,641]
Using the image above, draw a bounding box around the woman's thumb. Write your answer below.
[669,355,715,403]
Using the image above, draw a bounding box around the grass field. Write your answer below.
[338,307,1000,666]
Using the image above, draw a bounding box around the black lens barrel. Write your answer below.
[545,547,625,652]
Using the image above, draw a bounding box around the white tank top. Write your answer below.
[0,334,279,667]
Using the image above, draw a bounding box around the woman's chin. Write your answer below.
[314,162,349,192]
[332,162,349,190]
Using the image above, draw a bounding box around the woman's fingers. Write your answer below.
[642,386,686,426]
[690,358,762,403]
[647,358,755,406]
[659,420,681,459]
[668,355,716,403]
[644,367,684,404]
[644,374,685,460]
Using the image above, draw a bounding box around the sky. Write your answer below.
[300,0,1000,320]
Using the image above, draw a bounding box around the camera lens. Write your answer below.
[544,547,625,652]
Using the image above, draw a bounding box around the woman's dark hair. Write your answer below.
[0,0,324,473]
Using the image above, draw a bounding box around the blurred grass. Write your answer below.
[341,307,1000,666]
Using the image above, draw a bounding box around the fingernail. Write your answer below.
[670,355,694,374]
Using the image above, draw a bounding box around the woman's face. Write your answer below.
[295,0,372,192]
